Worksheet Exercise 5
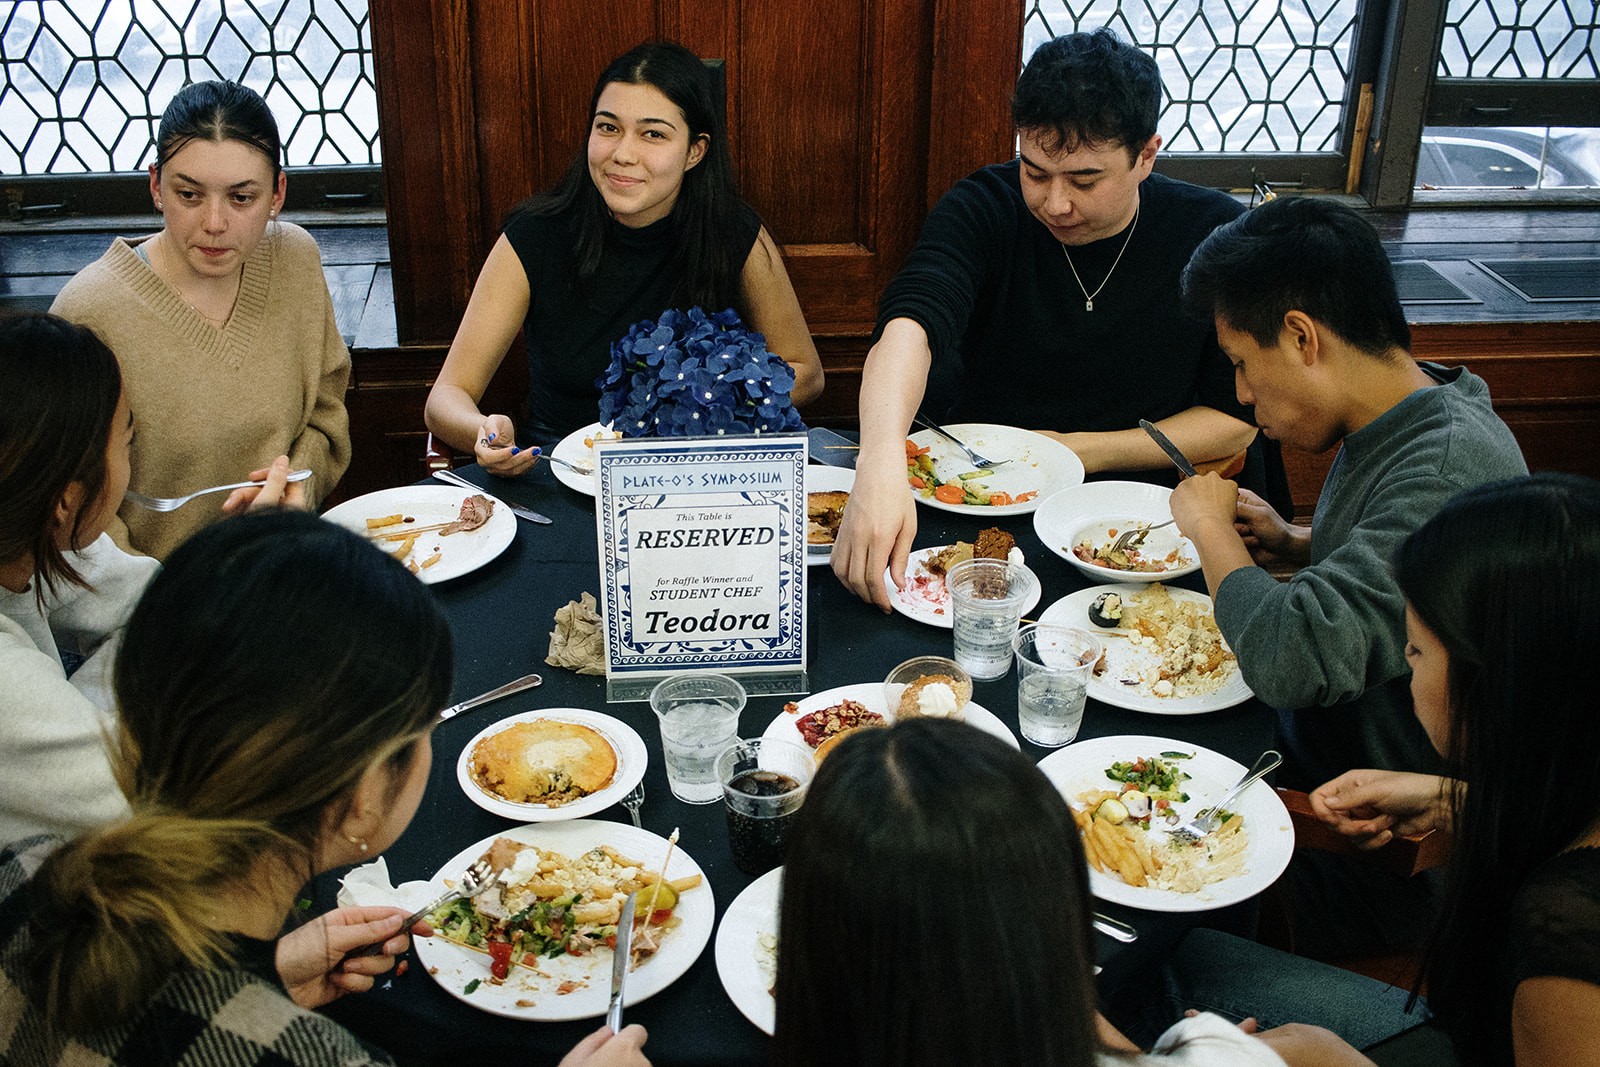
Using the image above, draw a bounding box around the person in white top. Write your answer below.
[0,314,301,846]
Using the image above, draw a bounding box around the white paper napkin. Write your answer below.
[336,857,436,912]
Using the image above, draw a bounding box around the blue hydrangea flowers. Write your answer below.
[596,307,806,437]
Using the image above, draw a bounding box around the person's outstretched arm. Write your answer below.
[424,234,540,475]
[740,227,824,406]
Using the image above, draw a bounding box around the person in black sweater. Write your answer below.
[834,29,1271,609]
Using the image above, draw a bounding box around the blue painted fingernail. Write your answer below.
[486,432,497,443]
[531,447,543,456]
[510,447,520,456]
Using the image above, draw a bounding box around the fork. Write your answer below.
[1110,518,1177,555]
[124,469,313,512]
[1169,750,1282,845]
[621,782,645,829]
[545,453,594,476]
[911,414,1007,470]
[345,856,497,960]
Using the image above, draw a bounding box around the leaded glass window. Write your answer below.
[1021,1,1360,153]
[0,0,378,176]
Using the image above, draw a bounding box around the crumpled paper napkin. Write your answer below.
[547,591,605,675]
[336,856,437,913]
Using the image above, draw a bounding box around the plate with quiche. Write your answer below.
[456,708,647,821]
[805,465,855,568]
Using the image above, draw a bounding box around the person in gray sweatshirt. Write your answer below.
[1168,197,1527,959]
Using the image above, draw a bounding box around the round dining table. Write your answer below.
[320,459,1276,1066]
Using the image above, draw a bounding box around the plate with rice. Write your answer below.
[1039,584,1253,714]
[1038,735,1294,912]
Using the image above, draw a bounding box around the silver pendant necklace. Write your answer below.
[1060,200,1140,312]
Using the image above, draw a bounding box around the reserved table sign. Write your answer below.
[595,434,809,701]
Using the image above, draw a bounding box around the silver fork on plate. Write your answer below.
[621,782,645,828]
[545,453,593,476]
[1109,518,1177,555]
[1169,750,1282,845]
[124,469,314,512]
[910,415,1007,470]
[345,856,496,959]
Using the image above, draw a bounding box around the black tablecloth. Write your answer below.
[321,462,1275,1066]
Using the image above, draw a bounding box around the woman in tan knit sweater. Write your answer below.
[51,80,350,559]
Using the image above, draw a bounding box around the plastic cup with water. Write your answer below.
[650,674,746,804]
[946,558,1040,680]
[1013,624,1101,748]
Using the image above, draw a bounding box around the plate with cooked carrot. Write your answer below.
[904,424,1084,517]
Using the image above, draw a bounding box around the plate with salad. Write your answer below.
[1037,735,1293,912]
[905,424,1084,517]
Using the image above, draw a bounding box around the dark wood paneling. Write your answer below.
[1281,321,1600,519]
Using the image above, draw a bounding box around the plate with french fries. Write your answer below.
[323,485,517,584]
[1037,735,1294,913]
[413,820,714,1020]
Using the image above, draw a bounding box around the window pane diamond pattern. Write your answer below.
[1023,1,1359,153]
[0,0,378,175]
[1439,0,1599,78]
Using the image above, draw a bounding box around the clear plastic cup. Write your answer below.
[717,737,813,875]
[947,558,1040,679]
[1013,624,1101,747]
[650,674,746,804]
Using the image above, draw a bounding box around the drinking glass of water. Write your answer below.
[947,558,1040,679]
[1012,624,1101,748]
[650,674,746,803]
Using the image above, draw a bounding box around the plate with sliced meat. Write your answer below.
[324,485,517,584]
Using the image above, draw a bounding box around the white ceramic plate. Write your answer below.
[805,465,856,568]
[1033,481,1200,583]
[455,708,648,822]
[907,424,1084,517]
[1039,585,1253,715]
[883,545,1033,629]
[413,821,713,1020]
[324,485,517,584]
[762,682,1018,751]
[549,422,610,497]
[714,866,782,1035]
[1037,735,1293,913]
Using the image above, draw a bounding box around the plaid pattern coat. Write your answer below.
[0,837,394,1066]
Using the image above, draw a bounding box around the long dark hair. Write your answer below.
[520,40,749,310]
[155,80,282,177]
[773,719,1100,1067]
[25,510,453,1034]
[1398,473,1600,1063]
[0,313,123,605]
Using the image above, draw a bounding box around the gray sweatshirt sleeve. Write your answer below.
[1212,473,1467,709]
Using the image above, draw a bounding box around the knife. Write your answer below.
[432,468,553,525]
[1091,912,1138,943]
[1138,419,1199,478]
[436,673,543,721]
[607,892,637,1034]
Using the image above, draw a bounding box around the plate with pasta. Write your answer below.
[1037,735,1293,912]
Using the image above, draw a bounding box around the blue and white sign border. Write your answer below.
[596,433,808,700]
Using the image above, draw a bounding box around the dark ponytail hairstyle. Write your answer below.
[26,510,453,1034]
[0,313,123,606]
[155,80,282,177]
[774,719,1100,1067]
[520,40,749,310]
[1397,473,1600,1064]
